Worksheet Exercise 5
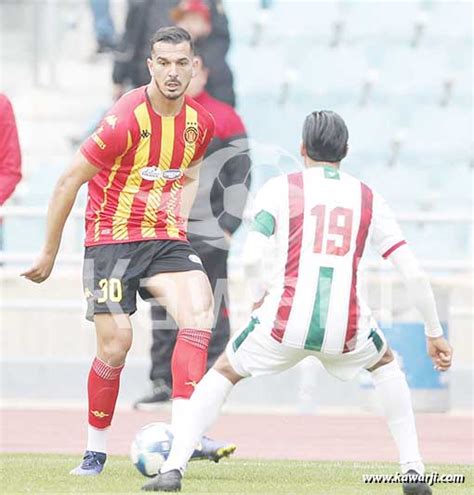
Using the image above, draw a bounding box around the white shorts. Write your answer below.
[226,318,387,382]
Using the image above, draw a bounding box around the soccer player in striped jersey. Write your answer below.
[21,26,235,476]
[144,111,452,494]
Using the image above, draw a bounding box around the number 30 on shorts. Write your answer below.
[97,278,123,303]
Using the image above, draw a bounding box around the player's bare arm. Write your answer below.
[21,152,99,283]
[388,244,453,371]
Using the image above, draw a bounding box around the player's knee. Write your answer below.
[213,353,243,385]
[189,295,214,329]
[98,335,132,366]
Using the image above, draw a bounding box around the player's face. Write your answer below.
[148,41,196,100]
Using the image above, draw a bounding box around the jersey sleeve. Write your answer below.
[249,177,281,237]
[193,113,216,161]
[370,191,406,258]
[80,109,129,169]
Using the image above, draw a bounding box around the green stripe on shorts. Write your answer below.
[232,317,260,352]
[304,266,334,351]
[369,328,384,352]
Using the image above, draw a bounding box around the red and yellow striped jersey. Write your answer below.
[81,87,215,246]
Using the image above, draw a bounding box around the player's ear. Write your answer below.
[147,57,153,76]
[191,57,199,78]
[300,142,306,157]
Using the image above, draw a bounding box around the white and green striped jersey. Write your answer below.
[249,166,405,354]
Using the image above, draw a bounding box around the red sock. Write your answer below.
[171,328,211,399]
[88,357,124,429]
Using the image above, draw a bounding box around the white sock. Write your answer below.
[162,369,234,474]
[371,360,424,475]
[171,398,189,435]
[86,425,108,454]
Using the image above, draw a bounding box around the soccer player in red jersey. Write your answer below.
[22,26,236,475]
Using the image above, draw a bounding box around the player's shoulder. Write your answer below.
[100,87,146,136]
[338,169,377,195]
[0,93,14,116]
[198,92,246,139]
[184,95,215,128]
[346,172,388,209]
[337,168,361,184]
[219,103,246,137]
[260,173,289,196]
[0,93,10,107]
[111,86,146,117]
[204,93,243,124]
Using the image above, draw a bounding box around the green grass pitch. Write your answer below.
[0,454,472,494]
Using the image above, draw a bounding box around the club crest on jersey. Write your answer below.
[140,167,183,181]
[183,124,198,144]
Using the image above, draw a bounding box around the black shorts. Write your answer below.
[83,240,205,321]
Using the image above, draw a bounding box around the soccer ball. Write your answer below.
[130,422,174,477]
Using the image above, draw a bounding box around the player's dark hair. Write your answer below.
[302,111,349,163]
[150,26,194,54]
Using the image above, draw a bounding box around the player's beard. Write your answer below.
[154,77,190,101]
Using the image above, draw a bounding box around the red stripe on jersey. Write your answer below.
[343,182,373,353]
[382,240,407,259]
[154,107,187,238]
[129,112,162,227]
[98,120,138,244]
[171,107,196,241]
[83,89,215,246]
[271,172,305,343]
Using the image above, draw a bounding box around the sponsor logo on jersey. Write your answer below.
[91,410,109,418]
[162,169,182,180]
[184,124,198,144]
[140,129,151,139]
[140,167,162,181]
[140,167,183,181]
[185,380,198,389]
[105,114,118,129]
[188,254,202,265]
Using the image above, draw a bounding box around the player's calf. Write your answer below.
[171,328,212,400]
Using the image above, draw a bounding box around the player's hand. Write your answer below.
[223,229,232,247]
[20,252,56,283]
[426,336,452,372]
[252,292,267,311]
